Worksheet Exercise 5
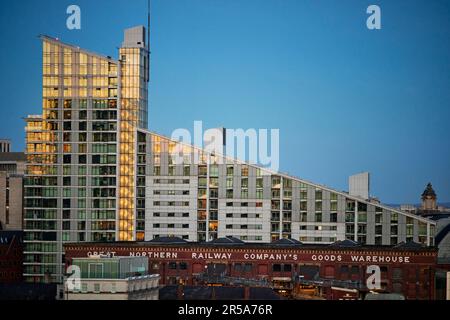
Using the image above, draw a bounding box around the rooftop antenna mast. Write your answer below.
[147,0,151,82]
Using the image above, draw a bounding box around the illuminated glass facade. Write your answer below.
[24,26,149,282]
[118,26,149,241]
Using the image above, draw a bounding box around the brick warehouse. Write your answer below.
[64,237,438,300]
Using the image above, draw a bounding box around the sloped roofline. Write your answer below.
[39,35,118,63]
[139,128,436,226]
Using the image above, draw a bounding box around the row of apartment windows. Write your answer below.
[153,190,190,196]
[271,223,292,233]
[153,235,190,240]
[153,179,190,184]
[153,212,190,218]
[299,225,338,231]
[62,154,117,165]
[225,213,262,219]
[43,77,118,88]
[152,224,190,229]
[42,87,117,98]
[42,99,114,110]
[225,224,263,230]
[279,212,338,223]
[153,201,190,207]
[34,210,117,220]
[226,202,264,207]
[153,166,191,176]
[25,198,117,209]
[24,244,57,253]
[296,237,337,243]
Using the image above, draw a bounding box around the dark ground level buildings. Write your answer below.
[0,231,23,283]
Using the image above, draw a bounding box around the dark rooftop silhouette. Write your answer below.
[272,238,303,245]
[148,236,187,244]
[329,239,361,247]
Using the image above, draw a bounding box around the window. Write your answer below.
[375,214,383,224]
[89,263,104,279]
[340,266,349,274]
[256,189,263,199]
[300,190,307,200]
[330,201,337,211]
[391,225,398,235]
[358,212,367,223]
[330,212,337,222]
[390,212,398,223]
[406,225,414,236]
[315,190,322,200]
[62,221,70,230]
[272,264,281,272]
[350,266,359,275]
[375,225,383,235]
[179,262,188,270]
[315,212,322,222]
[272,176,281,188]
[256,177,263,188]
[210,165,219,177]
[315,201,322,211]
[300,212,307,222]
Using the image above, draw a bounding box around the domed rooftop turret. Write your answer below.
[421,183,437,199]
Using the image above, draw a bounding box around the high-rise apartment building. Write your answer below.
[23,26,149,283]
[138,131,436,247]
[24,27,437,284]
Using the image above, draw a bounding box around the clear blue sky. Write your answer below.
[0,0,449,203]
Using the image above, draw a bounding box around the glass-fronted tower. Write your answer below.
[23,26,149,283]
[118,26,149,241]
